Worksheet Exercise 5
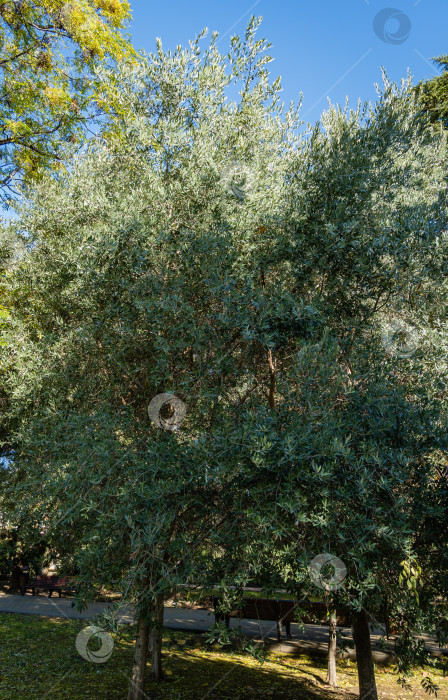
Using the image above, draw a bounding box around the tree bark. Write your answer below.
[326,610,338,686]
[149,592,165,682]
[267,348,276,409]
[8,561,22,593]
[352,608,378,700]
[127,614,150,700]
[384,597,390,639]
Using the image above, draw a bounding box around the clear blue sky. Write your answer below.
[128,0,448,124]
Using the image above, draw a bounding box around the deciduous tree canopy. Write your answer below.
[0,0,134,205]
[415,53,448,130]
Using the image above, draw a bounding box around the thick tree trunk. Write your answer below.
[352,609,378,700]
[127,614,150,700]
[326,610,338,686]
[149,593,165,682]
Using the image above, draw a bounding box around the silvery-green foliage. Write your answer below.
[1,21,448,678]
[1,18,302,605]
[286,74,448,328]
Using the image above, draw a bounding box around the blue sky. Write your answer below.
[128,0,448,124]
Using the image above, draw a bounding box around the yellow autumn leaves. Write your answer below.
[0,0,135,200]
[57,0,132,59]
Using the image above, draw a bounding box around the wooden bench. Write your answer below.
[211,596,349,641]
[212,596,299,641]
[21,575,76,598]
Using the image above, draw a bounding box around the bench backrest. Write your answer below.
[212,596,349,625]
[241,598,279,621]
[276,599,299,622]
[212,596,296,622]
[35,575,58,584]
[33,575,75,588]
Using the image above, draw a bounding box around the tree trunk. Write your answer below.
[384,597,390,639]
[127,614,150,700]
[8,561,22,593]
[149,592,165,682]
[352,608,378,700]
[326,610,338,686]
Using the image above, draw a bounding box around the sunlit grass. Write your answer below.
[1,613,447,699]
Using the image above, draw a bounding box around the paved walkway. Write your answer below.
[0,591,331,642]
[1,592,446,664]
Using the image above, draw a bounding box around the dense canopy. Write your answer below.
[1,18,448,700]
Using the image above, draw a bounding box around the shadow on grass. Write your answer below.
[0,613,356,699]
[142,645,357,699]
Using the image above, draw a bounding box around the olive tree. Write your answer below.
[3,21,448,700]
[1,19,299,699]
[190,79,448,698]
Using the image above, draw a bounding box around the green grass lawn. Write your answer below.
[1,613,448,699]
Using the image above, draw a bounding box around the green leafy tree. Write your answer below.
[1,19,299,698]
[2,20,448,700]
[415,54,448,130]
[193,78,448,698]
[0,0,134,205]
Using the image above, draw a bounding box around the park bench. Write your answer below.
[211,596,349,641]
[302,602,349,627]
[20,575,77,598]
[212,596,298,641]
